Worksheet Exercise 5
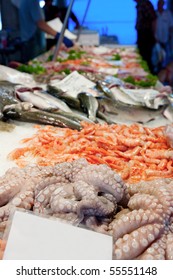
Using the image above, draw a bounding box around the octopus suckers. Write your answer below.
[140,238,148,247]
[158,248,165,255]
[136,214,141,221]
[44,189,50,195]
[140,227,147,234]
[12,197,22,206]
[148,233,155,242]
[116,188,122,194]
[104,179,109,184]
[20,194,26,199]
[142,214,148,221]
[122,245,130,253]
[154,227,160,235]
[145,254,154,260]
[132,240,139,249]
[123,234,129,241]
[66,204,72,210]
[122,216,129,222]
[37,195,45,203]
[147,247,154,254]
[132,231,139,237]
[114,249,122,259]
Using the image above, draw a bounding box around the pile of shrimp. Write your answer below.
[8,122,173,184]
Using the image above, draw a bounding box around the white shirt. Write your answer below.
[155,10,173,44]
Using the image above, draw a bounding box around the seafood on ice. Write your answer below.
[0,159,173,259]
[8,123,173,183]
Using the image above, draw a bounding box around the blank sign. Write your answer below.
[3,210,112,260]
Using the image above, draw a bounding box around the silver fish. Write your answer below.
[96,81,116,100]
[97,111,117,124]
[47,85,81,110]
[97,97,165,124]
[0,82,17,119]
[16,90,55,111]
[78,92,99,122]
[53,109,94,123]
[36,90,72,112]
[0,81,19,119]
[3,103,81,130]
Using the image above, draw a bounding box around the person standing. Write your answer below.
[155,0,173,65]
[134,0,157,73]
[18,0,74,63]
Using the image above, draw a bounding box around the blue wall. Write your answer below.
[68,0,160,45]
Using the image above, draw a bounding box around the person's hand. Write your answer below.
[55,32,74,48]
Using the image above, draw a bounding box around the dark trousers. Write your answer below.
[21,30,46,64]
[137,29,156,73]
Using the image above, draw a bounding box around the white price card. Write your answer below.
[51,71,96,98]
[3,209,112,260]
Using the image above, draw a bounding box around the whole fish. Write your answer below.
[47,85,81,110]
[78,92,99,122]
[0,80,18,96]
[97,96,145,114]
[53,109,94,123]
[96,81,116,100]
[0,80,19,114]
[3,103,81,130]
[97,97,165,124]
[0,81,19,119]
[97,111,117,124]
[16,87,72,112]
[16,90,54,111]
[36,90,72,112]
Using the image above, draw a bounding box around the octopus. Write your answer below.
[1,157,173,260]
[0,164,55,234]
[33,159,129,223]
[0,158,129,234]
[110,178,173,260]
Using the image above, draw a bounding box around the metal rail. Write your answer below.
[52,0,75,61]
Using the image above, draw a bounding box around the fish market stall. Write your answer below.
[1,45,173,260]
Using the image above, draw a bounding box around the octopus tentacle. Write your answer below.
[136,235,167,260]
[165,232,173,260]
[50,183,78,214]
[74,164,126,202]
[128,181,172,216]
[74,180,116,218]
[34,176,69,197]
[34,184,57,215]
[112,209,163,242]
[128,193,163,214]
[0,182,22,207]
[53,212,81,225]
[82,216,110,234]
[113,223,164,260]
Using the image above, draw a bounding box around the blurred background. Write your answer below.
[0,0,169,45]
